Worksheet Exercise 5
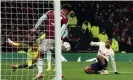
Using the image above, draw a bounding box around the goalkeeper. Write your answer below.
[8,34,45,71]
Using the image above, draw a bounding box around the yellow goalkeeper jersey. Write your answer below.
[27,47,40,59]
[27,34,45,59]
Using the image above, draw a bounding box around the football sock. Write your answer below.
[37,58,43,74]
[29,64,37,69]
[17,64,28,68]
[50,50,55,71]
[47,51,51,69]
[50,49,55,60]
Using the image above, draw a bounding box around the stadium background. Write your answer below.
[1,1,133,53]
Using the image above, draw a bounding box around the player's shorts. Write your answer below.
[89,58,108,72]
[40,39,55,53]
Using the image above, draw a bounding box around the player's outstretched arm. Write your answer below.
[110,50,119,74]
[36,34,46,44]
[90,41,104,46]
[8,38,20,47]
[8,38,29,49]
[31,14,48,31]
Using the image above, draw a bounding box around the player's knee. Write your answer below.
[84,69,90,74]
[84,66,91,74]
[97,55,103,61]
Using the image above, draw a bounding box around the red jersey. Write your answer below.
[45,10,68,39]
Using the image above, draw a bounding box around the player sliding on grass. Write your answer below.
[8,34,45,72]
[30,4,71,79]
[84,40,119,74]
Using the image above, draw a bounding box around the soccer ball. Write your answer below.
[62,42,71,51]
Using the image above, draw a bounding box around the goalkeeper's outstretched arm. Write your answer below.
[8,38,29,48]
[36,34,46,44]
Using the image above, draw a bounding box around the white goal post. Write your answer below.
[54,0,62,80]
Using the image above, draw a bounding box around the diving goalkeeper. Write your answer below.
[8,34,45,72]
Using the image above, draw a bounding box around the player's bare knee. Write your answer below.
[97,55,103,60]
[84,68,89,74]
[84,66,91,74]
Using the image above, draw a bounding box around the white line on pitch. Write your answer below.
[109,71,133,73]
[63,70,133,73]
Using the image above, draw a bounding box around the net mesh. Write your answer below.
[1,1,55,80]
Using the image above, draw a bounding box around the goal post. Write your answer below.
[0,0,2,79]
[1,0,62,80]
[54,0,62,80]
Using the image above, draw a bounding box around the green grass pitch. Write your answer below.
[1,61,133,80]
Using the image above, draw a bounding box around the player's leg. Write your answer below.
[12,58,35,71]
[12,57,30,71]
[28,64,37,69]
[50,49,56,71]
[34,39,53,79]
[33,52,44,80]
[97,55,108,70]
[8,38,20,47]
[28,58,37,69]
[12,59,36,70]
[46,40,55,71]
[84,62,102,74]
[50,46,55,59]
[12,64,28,71]
[84,66,95,74]
[46,48,55,71]
[37,39,47,74]
[46,51,52,71]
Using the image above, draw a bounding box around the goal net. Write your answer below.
[1,0,61,80]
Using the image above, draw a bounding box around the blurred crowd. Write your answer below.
[1,1,133,53]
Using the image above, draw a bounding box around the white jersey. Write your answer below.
[90,42,117,72]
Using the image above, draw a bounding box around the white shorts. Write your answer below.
[40,39,55,53]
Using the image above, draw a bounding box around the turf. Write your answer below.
[62,62,133,80]
[1,60,133,80]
